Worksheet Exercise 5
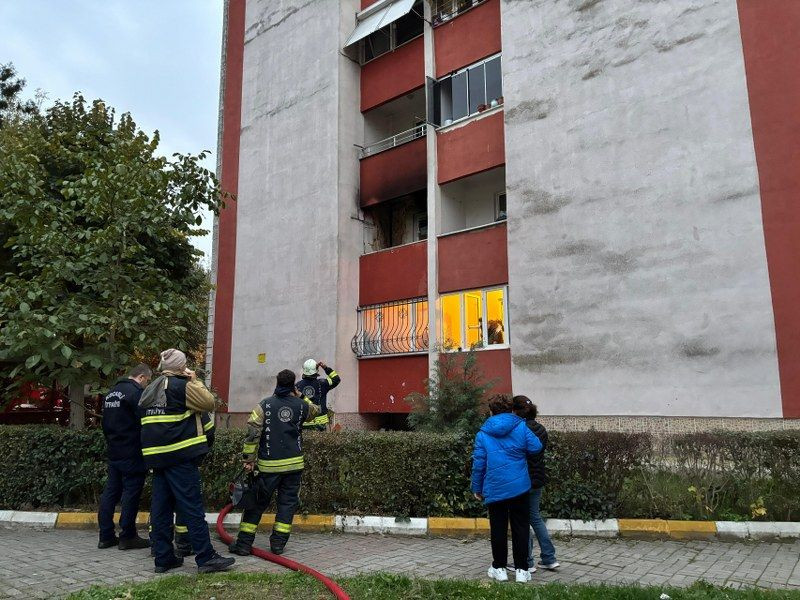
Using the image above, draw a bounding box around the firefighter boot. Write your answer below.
[269,531,289,555]
[228,538,252,556]
[174,532,194,558]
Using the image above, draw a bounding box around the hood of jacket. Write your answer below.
[480,412,524,438]
[274,385,295,397]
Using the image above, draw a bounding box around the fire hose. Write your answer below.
[215,503,350,600]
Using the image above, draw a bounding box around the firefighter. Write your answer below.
[139,348,235,574]
[228,369,321,556]
[97,363,152,550]
[297,359,340,431]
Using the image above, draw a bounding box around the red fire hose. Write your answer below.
[215,503,350,600]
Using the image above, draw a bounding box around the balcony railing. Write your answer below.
[360,124,427,159]
[432,0,486,25]
[351,297,429,357]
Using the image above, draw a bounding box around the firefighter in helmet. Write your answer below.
[297,359,340,431]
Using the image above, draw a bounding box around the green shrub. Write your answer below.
[0,424,798,521]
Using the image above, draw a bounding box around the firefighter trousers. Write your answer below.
[236,470,302,551]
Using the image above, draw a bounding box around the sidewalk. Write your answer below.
[1,524,799,599]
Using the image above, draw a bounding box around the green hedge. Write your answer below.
[1,425,799,521]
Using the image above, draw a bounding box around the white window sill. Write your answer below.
[435,103,504,133]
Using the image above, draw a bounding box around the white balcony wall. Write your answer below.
[440,166,505,234]
[363,89,426,147]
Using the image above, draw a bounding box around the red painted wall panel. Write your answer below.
[211,0,245,409]
[443,349,512,399]
[437,112,505,184]
[738,1,800,418]
[434,0,502,78]
[359,355,428,412]
[360,137,427,207]
[361,0,377,8]
[438,222,508,293]
[360,241,428,305]
[361,37,425,112]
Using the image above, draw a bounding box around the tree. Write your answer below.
[0,94,224,427]
[406,348,495,435]
[0,62,37,128]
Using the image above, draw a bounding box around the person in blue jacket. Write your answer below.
[471,394,543,584]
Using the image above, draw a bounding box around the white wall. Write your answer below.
[228,0,360,413]
[440,166,505,234]
[501,0,782,417]
[363,89,426,146]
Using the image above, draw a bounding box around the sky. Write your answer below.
[0,0,223,265]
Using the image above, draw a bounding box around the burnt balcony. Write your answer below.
[360,125,427,207]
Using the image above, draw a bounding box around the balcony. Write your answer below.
[360,239,427,304]
[351,297,429,357]
[358,353,428,412]
[433,0,501,77]
[361,124,426,158]
[437,110,505,184]
[360,134,427,207]
[438,221,508,293]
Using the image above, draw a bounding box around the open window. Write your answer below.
[440,286,508,351]
[429,54,503,127]
[344,0,424,64]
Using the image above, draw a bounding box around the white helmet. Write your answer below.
[302,359,318,376]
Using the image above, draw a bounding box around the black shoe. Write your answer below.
[97,537,119,549]
[228,541,252,556]
[119,536,151,550]
[154,556,184,573]
[175,544,195,558]
[270,544,286,556]
[198,554,236,573]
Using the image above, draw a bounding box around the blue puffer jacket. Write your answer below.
[471,413,543,505]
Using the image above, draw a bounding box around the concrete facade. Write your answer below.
[226,0,361,414]
[502,0,782,417]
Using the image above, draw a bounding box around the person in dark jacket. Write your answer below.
[139,348,234,574]
[471,394,542,584]
[98,363,152,550]
[513,395,558,571]
[229,369,320,556]
[297,359,340,431]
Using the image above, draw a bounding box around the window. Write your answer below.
[432,0,487,24]
[414,212,428,241]
[495,192,507,221]
[351,298,429,357]
[360,1,423,64]
[440,287,508,351]
[430,54,503,126]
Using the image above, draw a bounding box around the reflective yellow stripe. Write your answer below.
[303,414,329,427]
[239,522,257,534]
[250,410,260,421]
[242,442,257,454]
[257,457,304,473]
[274,522,292,533]
[326,371,338,384]
[141,434,207,456]
[141,410,192,425]
[174,525,188,534]
[203,420,214,432]
[257,456,304,467]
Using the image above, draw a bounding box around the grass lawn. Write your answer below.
[66,573,800,600]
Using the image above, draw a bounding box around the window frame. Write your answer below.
[440,285,510,352]
[359,1,424,65]
[495,191,507,221]
[432,53,503,128]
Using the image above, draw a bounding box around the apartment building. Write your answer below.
[208,0,800,431]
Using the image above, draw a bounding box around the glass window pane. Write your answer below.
[362,307,381,355]
[496,192,507,221]
[451,71,468,121]
[414,301,429,350]
[364,27,391,62]
[468,64,486,115]
[381,302,412,353]
[464,291,483,348]
[395,2,423,46]
[485,56,502,105]
[437,77,453,125]
[441,294,462,350]
[486,289,505,345]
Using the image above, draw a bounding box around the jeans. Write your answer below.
[150,461,215,567]
[97,459,146,542]
[527,487,556,568]
[487,492,530,570]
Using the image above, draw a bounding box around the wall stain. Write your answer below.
[570,0,604,12]
[505,99,556,123]
[713,185,759,203]
[520,188,572,215]
[654,31,706,53]
[679,337,721,358]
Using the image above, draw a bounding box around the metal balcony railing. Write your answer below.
[360,124,427,159]
[432,0,486,25]
[351,297,429,357]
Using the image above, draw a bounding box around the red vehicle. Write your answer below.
[0,380,70,425]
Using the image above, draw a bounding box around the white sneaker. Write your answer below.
[506,564,536,573]
[515,568,532,583]
[538,561,560,570]
[487,566,508,582]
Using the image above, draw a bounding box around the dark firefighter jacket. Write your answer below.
[296,365,340,428]
[242,385,320,473]
[102,377,145,464]
[138,372,216,469]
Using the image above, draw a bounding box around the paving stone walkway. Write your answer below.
[1,524,800,598]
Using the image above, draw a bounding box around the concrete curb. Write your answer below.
[3,512,800,540]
